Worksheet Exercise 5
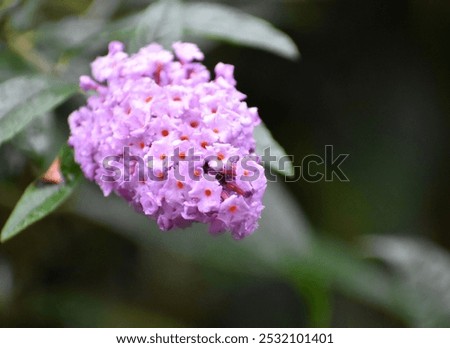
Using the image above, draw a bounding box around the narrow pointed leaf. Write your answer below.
[1,146,82,242]
[184,3,300,60]
[0,75,78,145]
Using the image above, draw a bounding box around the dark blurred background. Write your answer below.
[0,0,449,328]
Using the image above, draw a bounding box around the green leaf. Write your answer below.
[0,75,78,146]
[1,146,82,243]
[184,2,300,60]
[254,122,294,176]
[128,0,184,52]
[112,1,299,60]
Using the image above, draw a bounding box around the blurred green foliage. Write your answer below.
[0,0,449,328]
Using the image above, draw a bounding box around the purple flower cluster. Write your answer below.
[68,41,266,239]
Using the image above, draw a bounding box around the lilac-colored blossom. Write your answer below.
[68,41,266,239]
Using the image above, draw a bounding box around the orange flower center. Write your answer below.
[229,205,237,213]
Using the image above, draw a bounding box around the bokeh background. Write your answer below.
[1,0,450,327]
